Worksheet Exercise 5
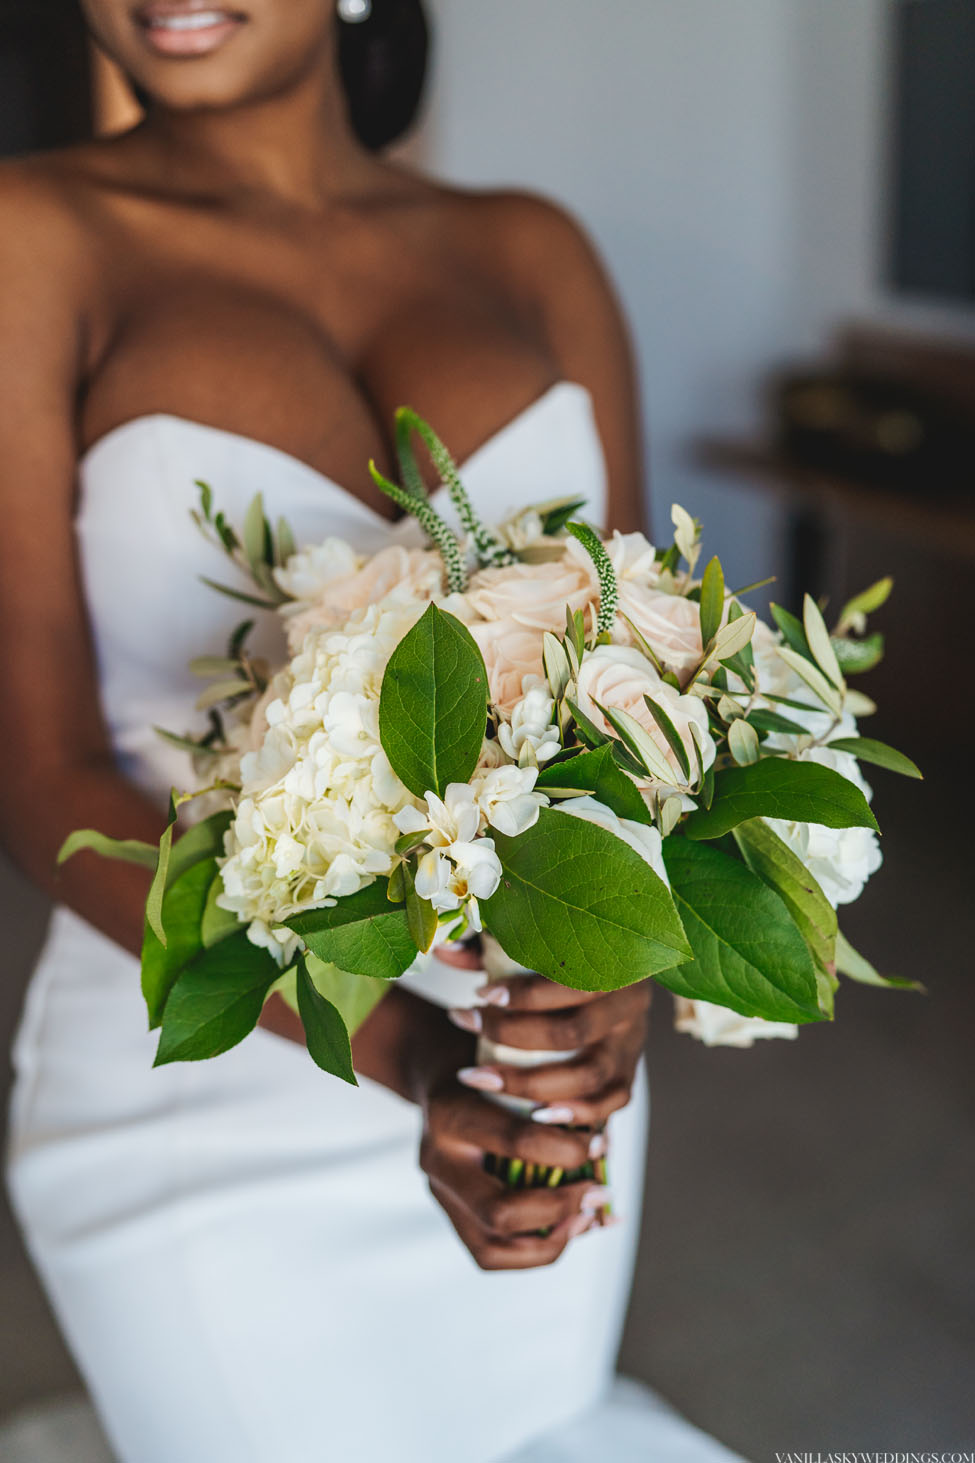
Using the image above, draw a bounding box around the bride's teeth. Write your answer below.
[150,11,232,29]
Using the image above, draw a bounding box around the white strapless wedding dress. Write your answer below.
[5,384,742,1463]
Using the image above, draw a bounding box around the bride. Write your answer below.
[0,2,741,1459]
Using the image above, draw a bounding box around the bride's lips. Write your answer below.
[132,2,248,57]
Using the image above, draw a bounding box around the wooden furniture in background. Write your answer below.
[694,324,975,600]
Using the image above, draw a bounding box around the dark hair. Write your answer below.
[337,0,430,152]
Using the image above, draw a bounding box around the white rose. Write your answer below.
[466,556,594,630]
[615,584,706,679]
[574,644,715,788]
[673,998,799,1047]
[765,745,882,907]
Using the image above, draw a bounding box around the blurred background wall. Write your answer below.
[1,2,973,1458]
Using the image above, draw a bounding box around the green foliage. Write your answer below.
[369,461,468,593]
[481,807,690,992]
[835,931,924,992]
[536,744,654,826]
[826,737,922,780]
[728,718,760,766]
[379,605,488,798]
[643,696,691,781]
[683,758,879,840]
[566,521,619,635]
[699,556,725,649]
[803,594,844,690]
[395,407,515,568]
[57,830,157,871]
[286,880,417,981]
[145,796,178,946]
[832,633,885,675]
[541,497,588,535]
[166,811,233,888]
[770,603,813,660]
[596,701,676,784]
[153,930,280,1065]
[296,956,358,1085]
[141,858,214,1029]
[732,818,837,980]
[660,839,824,1023]
[836,577,893,635]
[775,646,844,716]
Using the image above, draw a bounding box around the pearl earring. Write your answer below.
[338,0,372,21]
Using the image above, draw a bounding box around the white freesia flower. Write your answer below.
[673,999,799,1048]
[498,685,561,764]
[415,840,503,926]
[472,764,547,837]
[765,744,882,907]
[420,784,482,847]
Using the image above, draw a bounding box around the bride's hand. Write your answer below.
[416,1069,610,1272]
[411,942,613,1271]
[450,974,651,1130]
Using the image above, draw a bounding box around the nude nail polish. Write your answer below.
[531,1105,575,1125]
[588,1132,608,1160]
[457,1067,504,1093]
[475,984,510,1007]
[580,1186,613,1212]
[447,1008,482,1034]
[567,1212,595,1239]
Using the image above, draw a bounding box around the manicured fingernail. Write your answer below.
[581,1186,613,1212]
[588,1132,608,1159]
[448,1008,482,1034]
[567,1212,596,1239]
[602,1214,624,1229]
[475,983,510,1007]
[457,1066,504,1093]
[531,1105,575,1125]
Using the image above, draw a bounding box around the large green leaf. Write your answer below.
[536,744,653,826]
[732,818,837,975]
[379,604,488,798]
[286,880,417,980]
[153,930,280,1065]
[272,955,391,1037]
[296,956,357,1086]
[481,807,690,992]
[683,758,879,840]
[660,838,824,1023]
[141,856,214,1029]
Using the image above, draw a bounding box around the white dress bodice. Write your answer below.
[74,382,607,807]
[7,380,742,1463]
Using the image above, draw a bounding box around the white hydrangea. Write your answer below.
[217,598,426,961]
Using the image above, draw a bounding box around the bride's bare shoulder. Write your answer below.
[0,147,108,291]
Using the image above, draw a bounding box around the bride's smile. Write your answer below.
[133,3,250,60]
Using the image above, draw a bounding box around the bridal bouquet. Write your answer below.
[61,409,921,1100]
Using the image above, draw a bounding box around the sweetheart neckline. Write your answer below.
[77,381,595,526]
